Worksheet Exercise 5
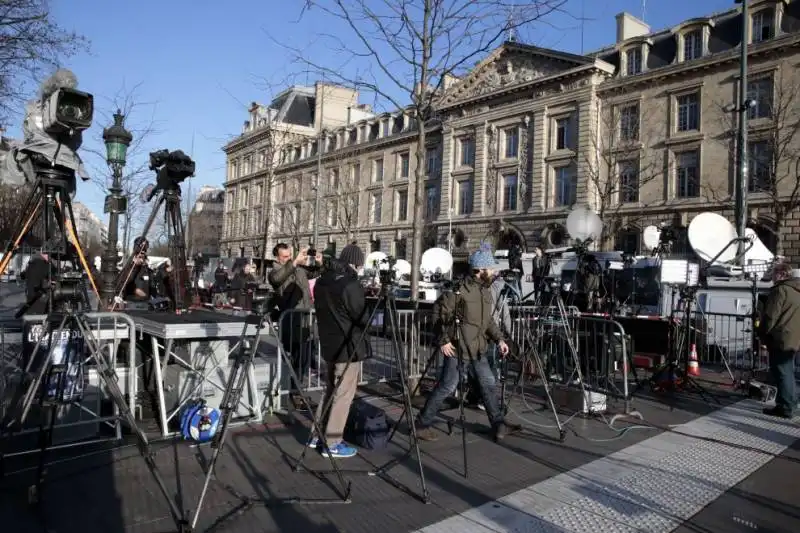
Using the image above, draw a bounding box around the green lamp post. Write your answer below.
[101,110,133,304]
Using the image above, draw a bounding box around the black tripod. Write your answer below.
[649,286,718,404]
[0,311,184,530]
[188,307,351,533]
[293,278,430,503]
[0,165,100,308]
[113,162,191,311]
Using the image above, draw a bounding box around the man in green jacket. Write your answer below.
[758,262,800,419]
[416,246,511,442]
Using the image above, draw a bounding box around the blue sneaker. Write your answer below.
[321,442,357,458]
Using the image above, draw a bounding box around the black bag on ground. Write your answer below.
[345,399,389,450]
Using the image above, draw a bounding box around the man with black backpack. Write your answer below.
[307,243,369,458]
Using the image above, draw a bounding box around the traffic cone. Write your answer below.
[688,344,700,376]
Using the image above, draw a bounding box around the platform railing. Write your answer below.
[0,312,134,457]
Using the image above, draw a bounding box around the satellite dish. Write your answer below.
[688,212,738,265]
[744,227,775,265]
[643,225,661,251]
[393,259,412,276]
[421,248,453,276]
[566,206,603,243]
[365,251,388,271]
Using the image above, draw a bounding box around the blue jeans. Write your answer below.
[418,355,504,428]
[771,349,798,415]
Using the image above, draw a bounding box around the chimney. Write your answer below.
[615,12,650,43]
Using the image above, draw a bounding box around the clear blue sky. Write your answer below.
[10,0,736,222]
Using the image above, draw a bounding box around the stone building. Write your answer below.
[187,185,225,257]
[73,202,108,248]
[222,1,800,262]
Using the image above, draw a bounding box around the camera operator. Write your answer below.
[416,246,511,442]
[466,270,513,409]
[268,243,319,407]
[212,263,230,306]
[531,246,549,299]
[123,239,152,304]
[575,253,602,312]
[153,259,174,303]
[308,243,368,458]
[757,262,800,419]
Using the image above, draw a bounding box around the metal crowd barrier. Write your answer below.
[273,305,436,411]
[0,312,135,457]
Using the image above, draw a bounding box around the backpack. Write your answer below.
[345,399,389,450]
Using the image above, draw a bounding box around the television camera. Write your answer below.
[146,149,196,202]
[379,256,397,285]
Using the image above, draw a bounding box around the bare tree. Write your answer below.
[711,62,800,255]
[0,182,32,242]
[285,0,567,300]
[0,0,88,127]
[273,174,313,250]
[323,153,362,241]
[585,92,666,249]
[82,82,162,253]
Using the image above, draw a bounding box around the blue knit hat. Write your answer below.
[469,242,498,269]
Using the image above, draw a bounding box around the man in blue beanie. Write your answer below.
[416,244,511,442]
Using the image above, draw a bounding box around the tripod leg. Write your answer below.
[383,346,438,446]
[56,197,100,301]
[457,356,468,479]
[72,316,187,527]
[191,329,257,529]
[369,297,429,502]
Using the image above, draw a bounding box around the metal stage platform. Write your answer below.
[125,309,275,438]
[0,385,797,533]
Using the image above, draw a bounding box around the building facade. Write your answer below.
[223,1,800,262]
[73,202,108,248]
[187,185,225,257]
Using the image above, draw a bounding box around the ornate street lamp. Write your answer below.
[101,110,133,305]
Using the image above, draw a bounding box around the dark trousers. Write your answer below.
[418,353,503,428]
[771,349,798,415]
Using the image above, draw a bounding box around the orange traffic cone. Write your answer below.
[688,344,700,376]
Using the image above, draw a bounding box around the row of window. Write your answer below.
[621,5,781,77]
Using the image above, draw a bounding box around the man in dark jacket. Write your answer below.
[758,262,800,419]
[306,243,368,458]
[417,245,510,442]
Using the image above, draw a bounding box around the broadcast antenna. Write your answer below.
[642,0,647,21]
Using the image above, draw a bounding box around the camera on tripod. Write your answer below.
[247,282,273,315]
[145,149,196,202]
[50,271,86,303]
[378,256,397,285]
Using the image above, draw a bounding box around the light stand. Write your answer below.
[740,261,776,401]
[101,111,132,307]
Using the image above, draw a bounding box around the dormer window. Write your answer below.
[683,30,702,61]
[626,47,642,75]
[673,19,713,63]
[752,7,776,43]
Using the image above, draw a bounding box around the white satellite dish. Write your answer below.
[420,247,453,276]
[743,227,775,265]
[365,251,388,270]
[566,206,603,243]
[393,259,412,276]
[688,212,738,265]
[642,225,661,251]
